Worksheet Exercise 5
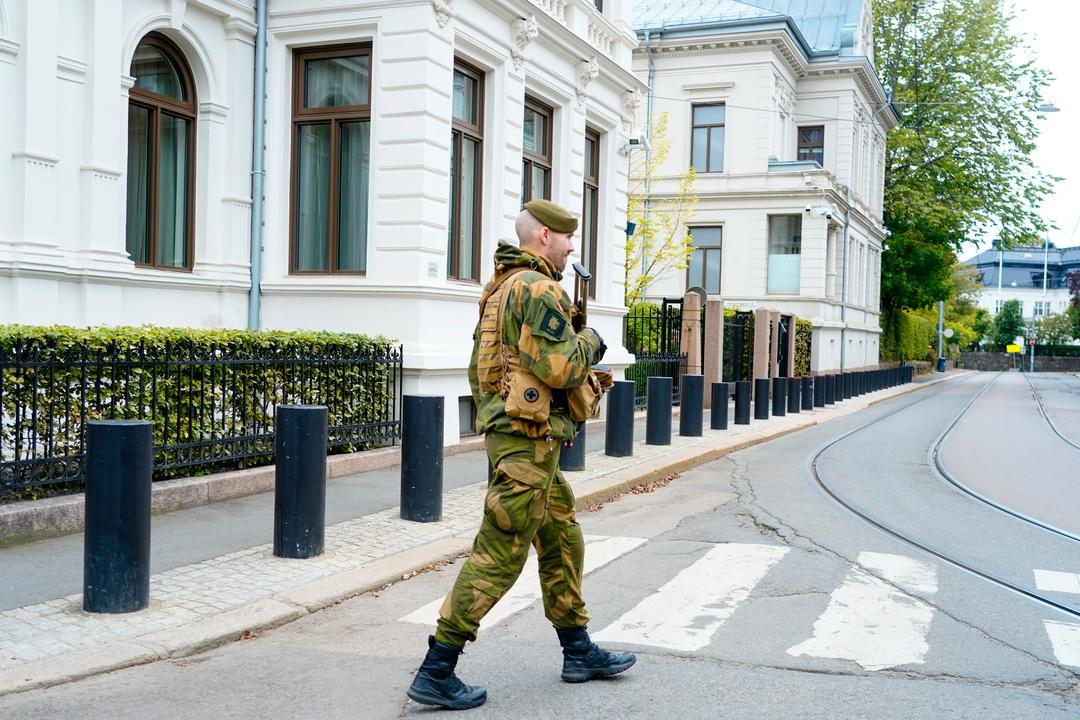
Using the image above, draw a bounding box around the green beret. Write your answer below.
[525,199,579,234]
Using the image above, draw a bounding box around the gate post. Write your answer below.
[752,308,770,388]
[702,298,725,408]
[681,291,703,376]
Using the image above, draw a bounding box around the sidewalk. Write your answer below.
[0,371,962,696]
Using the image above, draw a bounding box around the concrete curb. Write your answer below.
[0,371,958,697]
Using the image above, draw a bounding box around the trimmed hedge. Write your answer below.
[880,308,935,362]
[1,325,400,501]
[794,319,812,376]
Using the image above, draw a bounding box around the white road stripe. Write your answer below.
[591,543,789,652]
[1035,569,1080,595]
[786,552,938,671]
[398,535,646,630]
[1045,621,1080,667]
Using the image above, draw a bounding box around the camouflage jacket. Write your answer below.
[468,241,601,440]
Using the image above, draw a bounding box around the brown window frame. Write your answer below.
[797,125,824,166]
[522,96,553,205]
[687,227,722,295]
[690,103,725,174]
[127,32,197,272]
[448,59,484,283]
[289,43,373,275]
[581,127,600,298]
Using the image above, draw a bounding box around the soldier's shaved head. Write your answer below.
[515,209,544,248]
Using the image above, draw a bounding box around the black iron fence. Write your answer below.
[624,300,689,407]
[1,338,403,497]
[723,311,755,382]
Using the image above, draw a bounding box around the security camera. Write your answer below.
[824,211,833,221]
[623,132,651,154]
[804,205,812,214]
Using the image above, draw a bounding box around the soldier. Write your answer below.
[407,199,635,710]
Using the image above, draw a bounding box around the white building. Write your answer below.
[965,244,1080,322]
[0,0,643,443]
[629,0,897,371]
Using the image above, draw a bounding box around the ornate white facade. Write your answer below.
[0,0,642,443]
[631,0,897,371]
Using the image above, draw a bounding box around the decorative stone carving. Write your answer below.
[511,16,539,71]
[575,57,599,105]
[774,73,795,117]
[621,89,642,132]
[432,0,452,28]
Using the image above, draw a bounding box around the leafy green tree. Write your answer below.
[991,299,1025,346]
[625,112,698,305]
[874,0,1057,312]
[1035,313,1074,345]
[1068,270,1080,339]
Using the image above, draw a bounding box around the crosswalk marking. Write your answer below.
[786,552,938,671]
[1044,621,1080,667]
[1034,569,1080,595]
[398,535,646,631]
[591,543,789,652]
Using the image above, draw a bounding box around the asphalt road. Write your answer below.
[3,373,1079,719]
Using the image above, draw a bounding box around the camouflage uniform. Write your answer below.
[435,241,602,649]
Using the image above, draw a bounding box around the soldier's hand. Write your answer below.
[586,328,607,364]
[571,300,585,332]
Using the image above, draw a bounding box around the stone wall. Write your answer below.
[960,352,1080,372]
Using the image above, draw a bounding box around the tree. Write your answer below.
[873,0,1057,312]
[1035,313,1073,345]
[991,299,1025,347]
[624,112,698,305]
[1067,270,1080,339]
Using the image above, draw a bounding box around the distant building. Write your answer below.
[964,244,1080,321]
[630,0,898,371]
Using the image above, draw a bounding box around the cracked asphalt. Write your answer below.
[3,372,1079,719]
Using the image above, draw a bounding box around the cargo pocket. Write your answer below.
[484,460,549,534]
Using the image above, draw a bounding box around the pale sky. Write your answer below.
[960,1,1079,259]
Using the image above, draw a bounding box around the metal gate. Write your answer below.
[623,300,688,408]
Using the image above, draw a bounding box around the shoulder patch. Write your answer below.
[538,308,568,339]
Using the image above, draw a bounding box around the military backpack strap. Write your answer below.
[475,267,529,395]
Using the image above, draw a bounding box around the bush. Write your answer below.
[880,308,935,362]
[794,319,812,376]
[1,325,400,501]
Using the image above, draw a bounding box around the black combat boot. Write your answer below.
[407,635,487,710]
[555,626,636,683]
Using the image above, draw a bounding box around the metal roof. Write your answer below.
[633,0,865,55]
[966,246,1080,291]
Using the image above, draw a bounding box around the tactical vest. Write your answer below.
[475,267,529,397]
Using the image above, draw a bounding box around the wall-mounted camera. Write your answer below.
[618,132,652,156]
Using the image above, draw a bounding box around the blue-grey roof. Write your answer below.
[633,0,865,56]
[966,246,1080,291]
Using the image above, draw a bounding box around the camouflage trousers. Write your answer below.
[434,431,589,648]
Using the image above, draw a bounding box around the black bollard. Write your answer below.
[813,375,826,407]
[605,380,635,457]
[559,424,586,471]
[84,420,152,614]
[844,372,852,399]
[787,376,801,414]
[735,380,752,424]
[400,395,443,524]
[711,382,729,429]
[772,377,787,417]
[824,375,836,405]
[275,405,328,558]
[679,375,704,437]
[646,376,673,445]
[802,376,815,410]
[754,378,770,420]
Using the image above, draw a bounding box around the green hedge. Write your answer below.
[794,319,812,376]
[1,325,400,501]
[880,308,935,362]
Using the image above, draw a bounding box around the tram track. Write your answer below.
[806,371,1080,620]
[1023,372,1080,453]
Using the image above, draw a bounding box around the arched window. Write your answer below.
[126,33,196,270]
